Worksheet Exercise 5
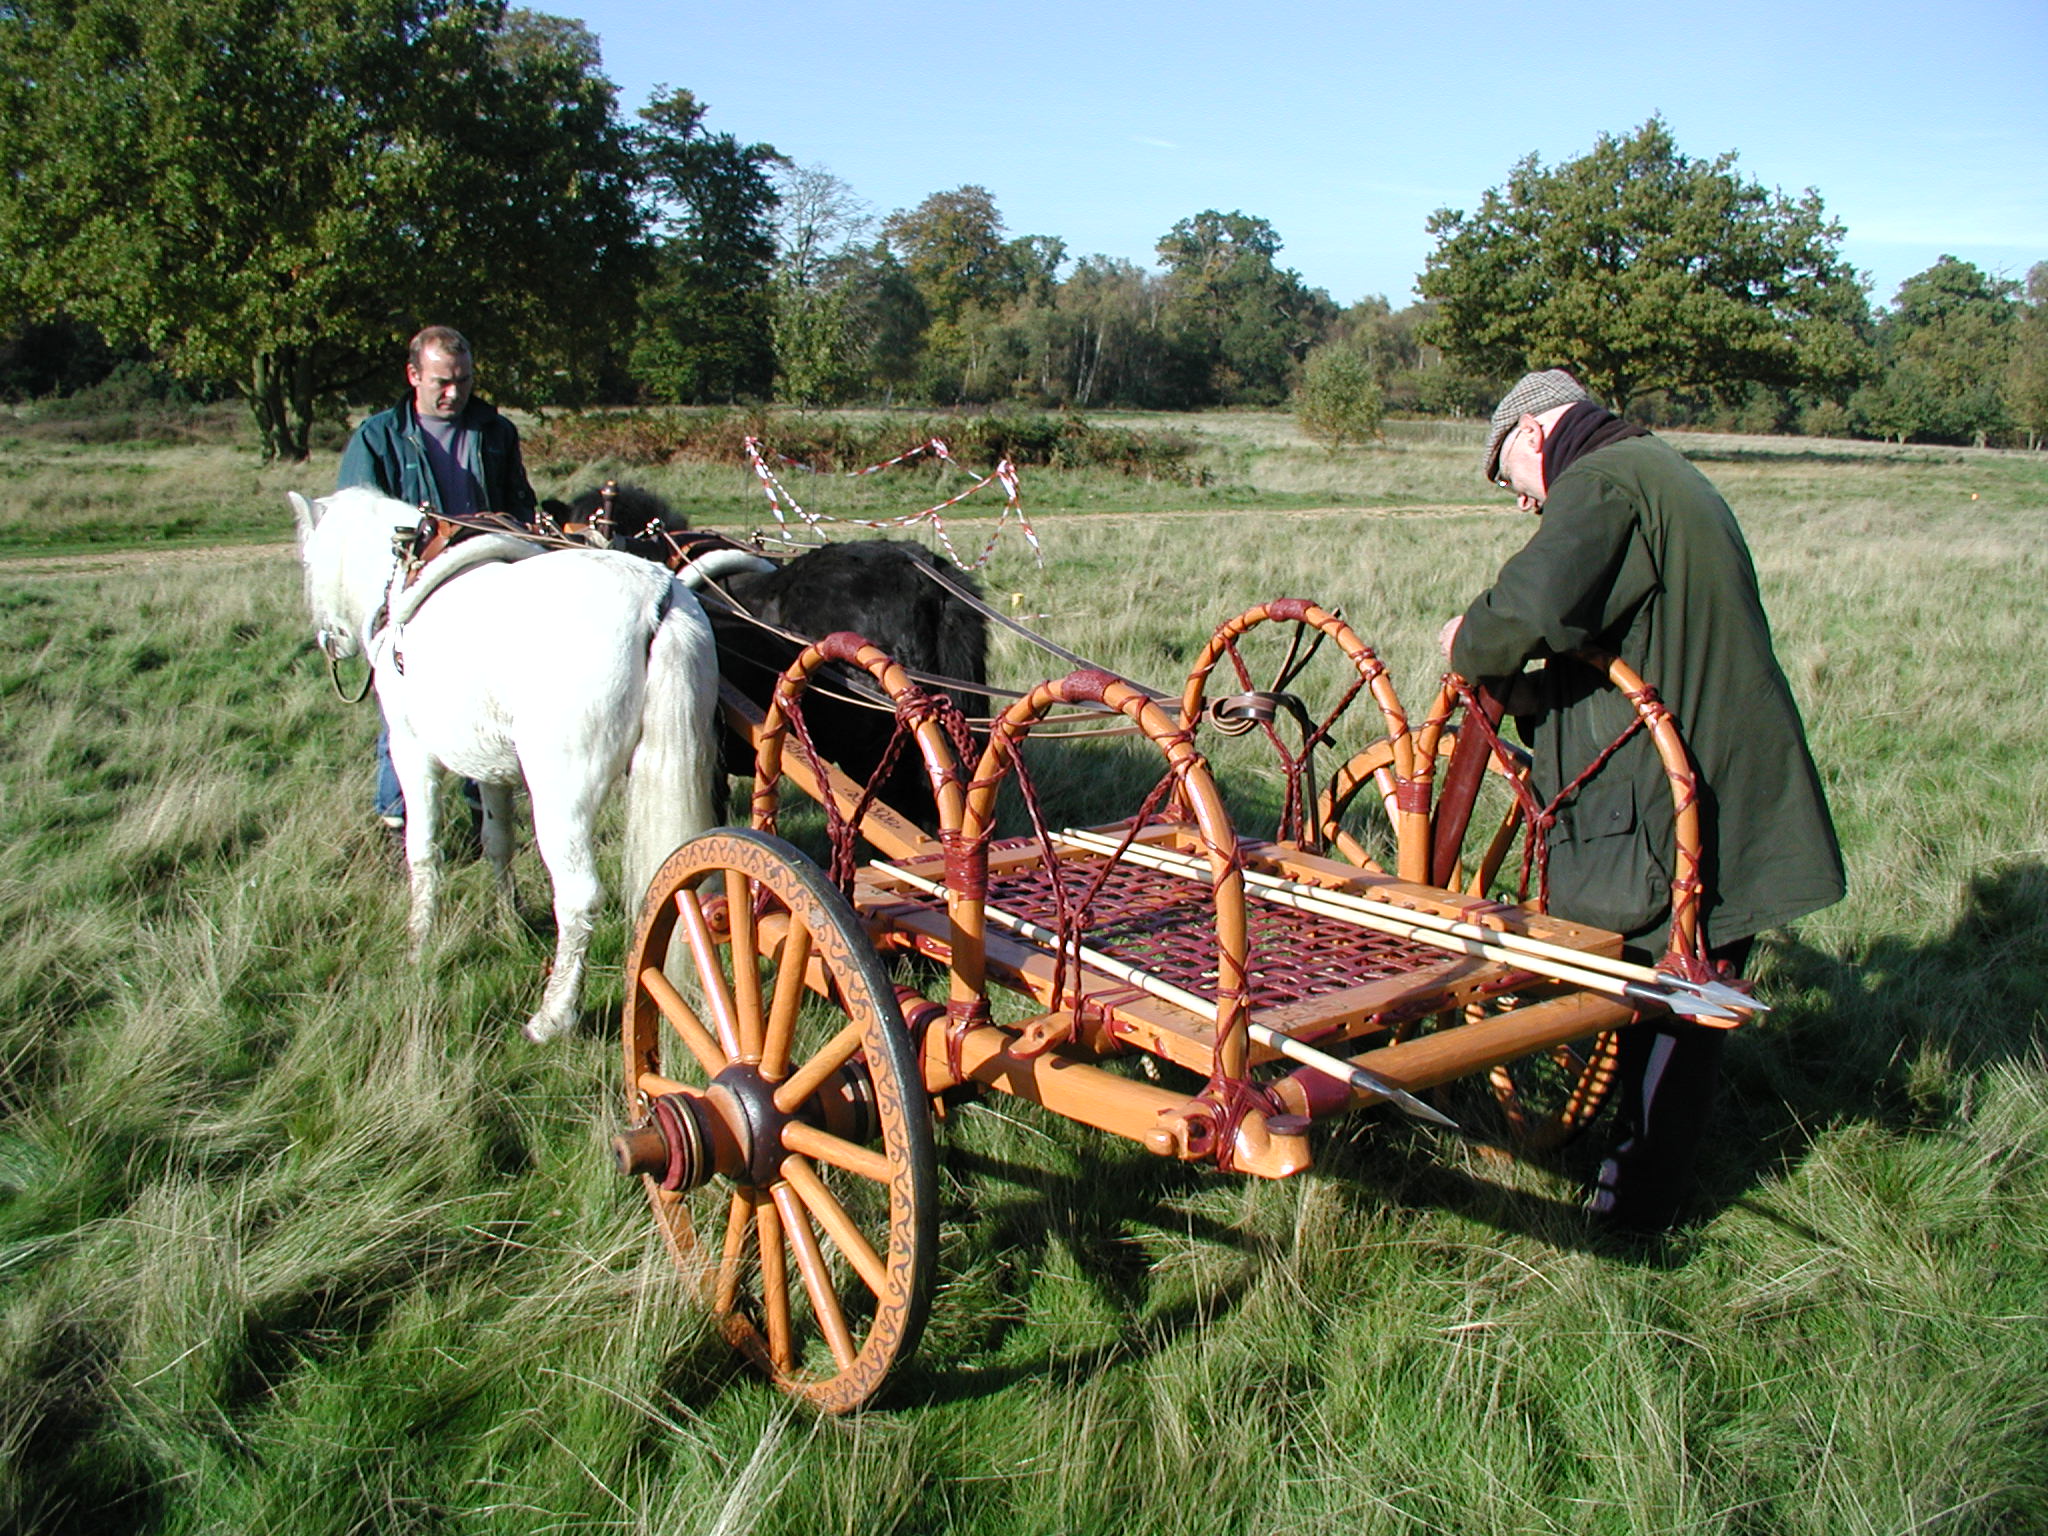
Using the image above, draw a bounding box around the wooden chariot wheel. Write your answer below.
[1478,1031,1623,1155]
[617,828,937,1413]
[1314,728,1528,894]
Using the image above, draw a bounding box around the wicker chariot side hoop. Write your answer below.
[1400,651,1708,964]
[1172,599,1416,847]
[949,669,1260,1099]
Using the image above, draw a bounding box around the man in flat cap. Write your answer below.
[1440,369,1843,1231]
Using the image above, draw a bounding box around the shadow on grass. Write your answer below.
[895,1139,1279,1409]
[1705,858,2048,1202]
[1341,859,2048,1261]
[1679,444,1960,469]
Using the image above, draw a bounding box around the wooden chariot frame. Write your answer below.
[609,597,1747,1411]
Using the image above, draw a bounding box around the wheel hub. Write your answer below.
[708,1064,788,1188]
[611,1090,718,1191]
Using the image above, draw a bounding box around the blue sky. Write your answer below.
[558,0,2046,310]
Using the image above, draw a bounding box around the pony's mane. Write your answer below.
[326,484,418,520]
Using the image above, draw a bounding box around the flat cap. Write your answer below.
[1482,369,1592,483]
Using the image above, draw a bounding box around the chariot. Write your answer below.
[608,596,1752,1412]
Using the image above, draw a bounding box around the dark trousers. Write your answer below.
[1590,936,1754,1230]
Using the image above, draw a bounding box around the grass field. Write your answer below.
[1,415,2045,1534]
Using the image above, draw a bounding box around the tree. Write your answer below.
[1008,235,1068,309]
[1419,118,1868,413]
[774,164,871,291]
[834,240,928,404]
[1409,354,1498,419]
[767,164,872,408]
[1853,256,2016,445]
[882,187,1028,326]
[1033,257,1179,407]
[1156,211,1336,405]
[0,317,135,401]
[2004,263,2048,449]
[627,87,784,404]
[1295,343,1384,450]
[0,1,645,459]
[878,186,1068,402]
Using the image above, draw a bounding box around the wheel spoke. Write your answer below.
[714,1189,753,1314]
[726,868,765,1061]
[771,1019,866,1116]
[781,1155,887,1297]
[756,1195,795,1373]
[772,1183,858,1370]
[759,918,814,1081]
[783,1121,894,1184]
[624,829,934,1412]
[677,887,742,1059]
[1483,1030,1619,1152]
[638,965,727,1077]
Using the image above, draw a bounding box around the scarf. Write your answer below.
[1542,403,1647,485]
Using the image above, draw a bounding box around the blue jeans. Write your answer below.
[374,718,404,822]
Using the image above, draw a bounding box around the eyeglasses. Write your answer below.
[1495,418,1538,488]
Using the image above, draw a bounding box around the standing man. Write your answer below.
[1440,368,1844,1232]
[339,325,538,830]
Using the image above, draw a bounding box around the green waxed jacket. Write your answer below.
[1451,434,1844,950]
[336,396,537,520]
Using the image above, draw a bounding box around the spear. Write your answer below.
[1054,828,1754,1023]
[868,859,1457,1128]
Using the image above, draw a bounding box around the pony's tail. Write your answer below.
[623,578,722,905]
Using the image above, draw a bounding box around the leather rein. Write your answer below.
[324,642,376,704]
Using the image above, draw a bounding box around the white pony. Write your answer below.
[292,485,723,1042]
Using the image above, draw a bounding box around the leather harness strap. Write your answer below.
[403,509,553,586]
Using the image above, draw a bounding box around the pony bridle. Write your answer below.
[318,565,392,707]
[318,624,374,704]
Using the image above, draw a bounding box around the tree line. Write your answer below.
[1,3,2042,458]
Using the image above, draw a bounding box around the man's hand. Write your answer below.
[1437,615,1462,661]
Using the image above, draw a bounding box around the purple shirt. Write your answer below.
[418,413,477,518]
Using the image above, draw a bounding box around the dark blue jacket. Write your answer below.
[336,396,537,520]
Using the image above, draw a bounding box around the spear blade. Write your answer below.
[1688,976,1767,1013]
[1621,981,1740,1022]
[1246,1022,1459,1129]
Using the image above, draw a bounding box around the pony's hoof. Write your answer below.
[523,1013,570,1044]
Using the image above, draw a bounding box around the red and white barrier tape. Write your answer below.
[742,435,1042,570]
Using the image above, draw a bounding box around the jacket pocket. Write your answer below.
[1559,772,1636,842]
[1545,775,1666,937]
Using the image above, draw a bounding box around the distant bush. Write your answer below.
[1729,388,1788,436]
[521,409,697,468]
[524,409,1204,481]
[8,361,246,445]
[1295,345,1385,450]
[1798,400,1852,438]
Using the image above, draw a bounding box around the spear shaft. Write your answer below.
[1054,828,1749,1022]
[868,860,1455,1126]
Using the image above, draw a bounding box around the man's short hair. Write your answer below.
[408,326,472,368]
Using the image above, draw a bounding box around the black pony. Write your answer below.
[551,484,989,825]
